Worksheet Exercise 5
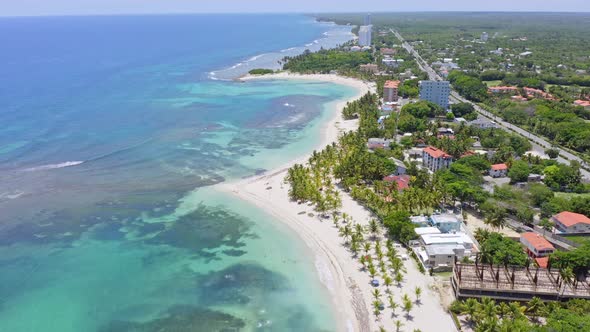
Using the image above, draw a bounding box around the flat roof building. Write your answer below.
[358,25,372,47]
[419,80,450,109]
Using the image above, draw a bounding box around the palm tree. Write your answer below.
[395,320,404,332]
[508,301,526,319]
[368,219,380,240]
[388,296,398,314]
[339,224,353,244]
[395,272,403,286]
[363,242,372,254]
[414,286,422,303]
[372,300,382,319]
[384,275,393,292]
[402,296,413,319]
[461,298,480,326]
[473,228,491,244]
[368,265,377,279]
[372,288,382,300]
[526,297,544,323]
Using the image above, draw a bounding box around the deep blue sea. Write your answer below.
[0,15,356,331]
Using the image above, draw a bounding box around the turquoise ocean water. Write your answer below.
[0,15,356,331]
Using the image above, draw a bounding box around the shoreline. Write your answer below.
[221,72,375,331]
[221,72,457,331]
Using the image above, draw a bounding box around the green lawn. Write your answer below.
[555,192,590,200]
[564,235,590,246]
[484,80,502,87]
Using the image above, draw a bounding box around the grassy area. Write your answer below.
[555,192,590,200]
[565,235,590,246]
[484,80,502,87]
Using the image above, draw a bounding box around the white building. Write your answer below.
[423,245,466,268]
[469,117,497,129]
[422,146,453,172]
[419,80,450,109]
[358,25,372,47]
[481,32,489,42]
[552,211,590,233]
[420,233,474,250]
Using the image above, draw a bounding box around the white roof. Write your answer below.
[430,214,460,224]
[425,244,464,256]
[415,227,441,236]
[420,233,473,246]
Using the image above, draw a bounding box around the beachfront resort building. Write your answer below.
[489,163,508,178]
[419,80,450,109]
[422,146,453,172]
[383,80,400,102]
[358,25,372,47]
[552,211,590,233]
[520,232,555,268]
[416,232,474,269]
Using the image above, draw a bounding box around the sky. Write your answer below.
[1,0,589,16]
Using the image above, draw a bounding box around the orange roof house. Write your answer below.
[520,232,555,268]
[491,163,508,171]
[552,211,590,233]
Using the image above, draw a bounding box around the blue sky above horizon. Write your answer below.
[0,0,589,16]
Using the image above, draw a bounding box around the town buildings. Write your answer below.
[383,80,400,102]
[520,232,555,268]
[419,80,450,109]
[359,63,379,74]
[367,138,394,150]
[422,146,453,172]
[489,163,508,178]
[358,25,372,47]
[469,117,497,129]
[552,211,590,233]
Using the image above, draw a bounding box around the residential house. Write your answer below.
[552,211,590,233]
[489,163,508,177]
[469,117,497,129]
[380,48,397,56]
[367,138,393,150]
[488,86,518,95]
[359,63,379,74]
[422,146,453,172]
[520,232,555,268]
[383,174,410,191]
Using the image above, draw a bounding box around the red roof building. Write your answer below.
[383,174,410,191]
[489,163,508,178]
[422,146,453,172]
[552,211,590,233]
[384,80,401,103]
[574,100,590,108]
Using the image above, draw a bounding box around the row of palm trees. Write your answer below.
[450,297,548,331]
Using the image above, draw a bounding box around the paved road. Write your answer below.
[391,28,590,179]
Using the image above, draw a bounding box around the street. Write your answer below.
[391,28,590,179]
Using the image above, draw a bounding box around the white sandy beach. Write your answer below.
[220,73,456,332]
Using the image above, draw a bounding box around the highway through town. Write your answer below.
[391,28,590,179]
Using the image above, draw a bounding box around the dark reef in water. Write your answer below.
[146,205,257,260]
[195,263,290,306]
[99,305,246,332]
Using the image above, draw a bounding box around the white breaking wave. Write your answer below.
[283,103,295,107]
[23,161,84,172]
